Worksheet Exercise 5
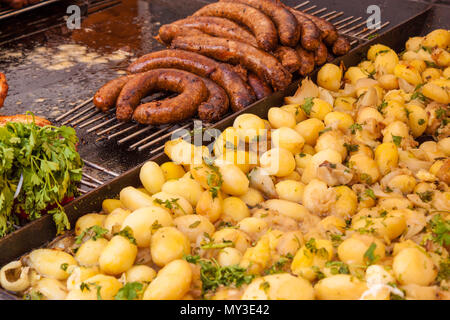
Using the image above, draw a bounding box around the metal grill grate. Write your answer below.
[55,0,391,154]
[79,159,119,194]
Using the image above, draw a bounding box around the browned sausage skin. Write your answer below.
[301,12,339,46]
[157,24,208,46]
[127,49,255,112]
[198,77,230,122]
[0,72,8,108]
[192,2,278,52]
[247,73,273,100]
[220,0,300,47]
[296,46,316,76]
[171,36,292,91]
[0,114,51,127]
[117,69,208,124]
[287,8,321,51]
[332,36,351,56]
[273,46,301,73]
[314,42,328,66]
[170,16,258,47]
[93,75,136,112]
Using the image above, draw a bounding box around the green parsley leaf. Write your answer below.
[391,135,402,147]
[349,123,363,134]
[301,97,314,116]
[115,226,137,245]
[364,243,380,265]
[429,215,450,247]
[114,282,143,300]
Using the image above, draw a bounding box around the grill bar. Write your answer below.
[54,1,390,154]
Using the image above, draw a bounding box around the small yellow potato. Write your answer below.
[222,197,250,224]
[161,177,204,206]
[267,107,296,129]
[374,50,399,74]
[352,211,407,241]
[238,217,268,237]
[393,247,437,286]
[139,161,165,195]
[125,265,156,283]
[0,261,30,292]
[151,227,190,267]
[119,187,154,211]
[387,175,417,194]
[365,264,395,287]
[103,208,131,236]
[383,100,408,123]
[382,121,409,145]
[357,107,384,124]
[402,50,421,61]
[422,82,450,104]
[301,149,342,184]
[217,247,243,267]
[234,113,267,141]
[280,104,307,122]
[422,29,450,49]
[271,127,305,154]
[212,228,251,254]
[99,234,138,275]
[102,199,122,214]
[359,60,375,75]
[260,148,295,177]
[196,190,223,223]
[66,274,122,300]
[437,137,450,156]
[242,274,314,300]
[344,67,367,85]
[174,214,215,243]
[317,63,342,91]
[160,162,185,180]
[240,236,271,274]
[324,111,354,131]
[422,68,441,82]
[315,130,347,160]
[143,260,192,300]
[432,48,450,67]
[213,127,240,156]
[334,96,356,112]
[239,188,264,207]
[375,142,399,175]
[295,152,312,170]
[75,213,106,236]
[66,266,99,291]
[443,66,450,78]
[394,64,422,86]
[401,284,438,300]
[191,162,221,190]
[405,37,423,52]
[420,141,446,161]
[34,278,67,300]
[121,206,173,248]
[331,186,358,218]
[308,98,333,120]
[348,153,380,184]
[295,118,325,146]
[409,59,426,73]
[384,89,406,104]
[151,191,193,217]
[367,44,392,61]
[275,180,305,203]
[219,164,250,196]
[264,199,310,221]
[314,275,368,300]
[379,74,400,90]
[291,238,333,281]
[337,235,385,265]
[29,249,77,280]
[406,103,428,137]
[164,138,209,166]
[218,149,254,174]
[75,238,109,267]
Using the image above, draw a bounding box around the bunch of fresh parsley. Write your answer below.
[0,117,82,236]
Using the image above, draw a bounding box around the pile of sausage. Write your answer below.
[93,0,351,125]
[0,72,8,109]
[1,0,41,9]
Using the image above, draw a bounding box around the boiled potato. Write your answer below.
[317,63,342,91]
[260,148,295,177]
[393,247,437,286]
[75,214,106,236]
[160,162,185,180]
[315,275,368,300]
[140,161,165,194]
[151,227,190,267]
[295,118,325,146]
[119,187,154,211]
[29,249,77,280]
[99,234,138,275]
[222,197,250,224]
[271,127,305,154]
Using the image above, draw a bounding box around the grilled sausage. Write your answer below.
[332,36,351,56]
[247,73,273,100]
[198,77,230,122]
[0,114,51,127]
[302,12,339,46]
[273,46,301,73]
[117,69,208,124]
[327,52,336,63]
[296,46,316,76]
[127,49,255,112]
[170,16,258,47]
[93,75,136,112]
[157,24,208,45]
[220,0,300,47]
[0,72,8,108]
[171,36,292,91]
[193,2,278,52]
[314,42,328,66]
[288,8,321,51]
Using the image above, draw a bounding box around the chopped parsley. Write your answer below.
[429,215,450,247]
[301,97,314,116]
[391,135,402,147]
[365,188,376,200]
[23,290,44,300]
[114,282,143,300]
[377,101,388,114]
[417,191,433,203]
[349,123,363,134]
[75,225,108,244]
[418,118,425,125]
[60,263,69,272]
[189,220,201,229]
[364,243,380,265]
[115,226,137,245]
[263,254,294,275]
[151,220,163,233]
[343,143,359,153]
[325,261,350,275]
[319,127,332,136]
